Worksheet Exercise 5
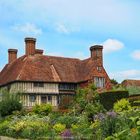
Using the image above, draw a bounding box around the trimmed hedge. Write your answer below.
[129,95,140,107]
[99,90,129,110]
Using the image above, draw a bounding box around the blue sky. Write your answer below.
[0,0,140,82]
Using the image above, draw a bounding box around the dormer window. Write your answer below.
[97,66,102,72]
[34,82,44,87]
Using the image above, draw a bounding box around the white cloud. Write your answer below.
[110,69,140,82]
[55,23,80,34]
[0,0,134,29]
[131,50,140,60]
[55,23,70,34]
[12,23,42,35]
[102,39,124,53]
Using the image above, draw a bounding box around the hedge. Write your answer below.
[99,90,129,110]
[129,95,140,107]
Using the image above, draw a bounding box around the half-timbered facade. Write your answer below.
[0,37,111,107]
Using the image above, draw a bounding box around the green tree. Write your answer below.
[0,90,22,117]
[73,84,105,121]
[110,79,118,86]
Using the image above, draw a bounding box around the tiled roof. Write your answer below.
[121,79,140,87]
[0,54,108,85]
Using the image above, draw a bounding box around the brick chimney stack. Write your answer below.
[8,49,18,64]
[90,45,103,66]
[25,37,36,56]
[35,49,44,55]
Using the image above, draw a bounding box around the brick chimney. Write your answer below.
[8,49,18,64]
[25,37,36,56]
[90,45,103,66]
[35,49,44,55]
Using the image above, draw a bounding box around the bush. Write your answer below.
[33,104,52,116]
[0,120,10,136]
[0,91,22,117]
[129,95,140,108]
[55,115,78,128]
[0,115,51,139]
[100,90,129,110]
[113,98,131,112]
[53,123,66,133]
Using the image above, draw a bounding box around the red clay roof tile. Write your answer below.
[0,54,110,86]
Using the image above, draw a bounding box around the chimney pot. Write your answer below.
[35,49,44,55]
[90,45,103,66]
[25,37,36,56]
[8,49,18,64]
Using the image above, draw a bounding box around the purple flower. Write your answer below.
[94,113,105,121]
[61,129,72,138]
[106,111,117,118]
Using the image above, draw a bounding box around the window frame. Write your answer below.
[33,82,44,87]
[29,95,36,102]
[94,77,105,88]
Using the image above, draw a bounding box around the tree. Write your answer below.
[110,79,118,86]
[0,90,22,117]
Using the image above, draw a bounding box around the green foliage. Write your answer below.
[0,84,140,139]
[72,83,105,122]
[113,98,131,112]
[32,103,52,115]
[53,123,66,133]
[0,120,10,135]
[110,79,118,85]
[0,91,22,117]
[71,115,93,139]
[131,99,140,108]
[127,86,140,96]
[111,84,126,91]
[55,115,78,128]
[0,115,51,139]
[100,90,129,110]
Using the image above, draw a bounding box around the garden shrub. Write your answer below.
[33,103,52,115]
[0,84,139,139]
[0,115,51,139]
[53,123,66,133]
[0,120,10,136]
[0,91,22,117]
[100,90,129,110]
[113,98,131,112]
[55,115,78,128]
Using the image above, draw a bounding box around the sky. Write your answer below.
[0,0,140,83]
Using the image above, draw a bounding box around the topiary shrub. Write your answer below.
[0,91,22,117]
[99,90,129,110]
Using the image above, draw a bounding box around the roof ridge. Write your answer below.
[45,55,81,61]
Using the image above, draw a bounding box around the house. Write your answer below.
[0,37,111,107]
[121,79,140,97]
[121,79,140,87]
